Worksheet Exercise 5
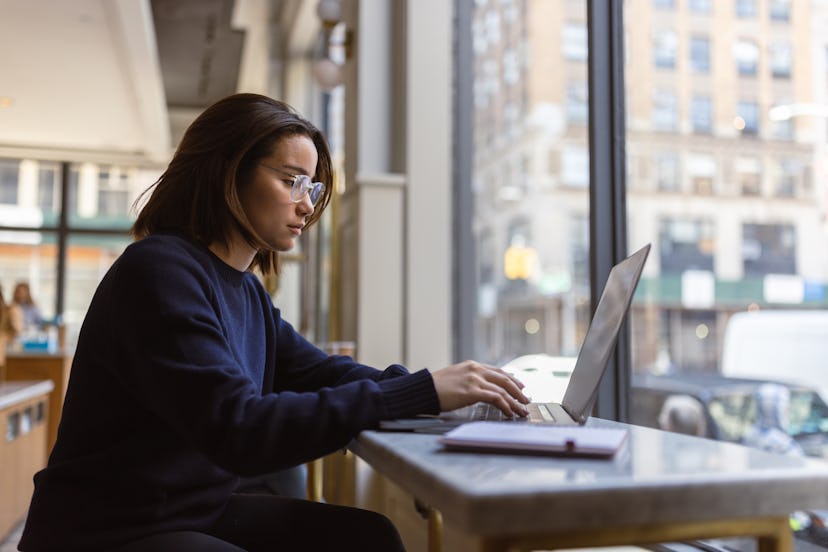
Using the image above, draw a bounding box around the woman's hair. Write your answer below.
[131,93,333,275]
[13,282,34,306]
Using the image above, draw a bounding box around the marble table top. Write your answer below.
[351,418,828,537]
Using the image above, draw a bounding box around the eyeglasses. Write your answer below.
[259,163,326,206]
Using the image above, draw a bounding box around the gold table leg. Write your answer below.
[473,515,792,552]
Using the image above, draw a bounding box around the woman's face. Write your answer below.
[240,134,318,252]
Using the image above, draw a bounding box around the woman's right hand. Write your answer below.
[430,360,531,418]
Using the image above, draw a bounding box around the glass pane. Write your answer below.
[625,0,828,465]
[468,0,590,367]
[0,159,62,227]
[67,163,162,230]
[0,232,59,349]
[64,235,131,349]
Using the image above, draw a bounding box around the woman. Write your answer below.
[12,282,41,330]
[0,284,22,374]
[19,93,529,551]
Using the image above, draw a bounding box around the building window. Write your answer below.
[769,41,792,78]
[653,90,678,130]
[691,96,713,133]
[742,223,797,276]
[0,159,18,205]
[479,230,495,286]
[653,0,675,9]
[654,30,678,69]
[655,152,680,192]
[734,39,759,76]
[774,159,802,198]
[735,157,762,195]
[771,116,793,141]
[689,0,712,14]
[689,36,710,73]
[566,82,588,125]
[736,101,759,136]
[688,154,716,194]
[37,164,59,216]
[563,24,587,61]
[659,218,716,275]
[770,0,791,21]
[562,147,589,187]
[736,0,757,18]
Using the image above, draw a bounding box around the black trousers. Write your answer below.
[105,494,406,552]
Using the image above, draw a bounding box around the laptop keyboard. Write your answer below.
[453,402,555,422]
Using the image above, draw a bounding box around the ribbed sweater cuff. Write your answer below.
[378,369,440,418]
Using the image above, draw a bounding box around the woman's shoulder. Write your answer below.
[127,232,199,255]
[114,233,214,284]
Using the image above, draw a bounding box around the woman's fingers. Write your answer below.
[477,379,529,418]
[431,361,532,415]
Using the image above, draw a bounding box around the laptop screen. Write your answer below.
[561,244,650,422]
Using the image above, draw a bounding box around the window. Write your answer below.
[769,41,792,78]
[653,30,678,69]
[37,163,60,222]
[736,101,759,136]
[688,154,716,194]
[736,0,757,18]
[771,113,794,141]
[735,157,762,195]
[653,90,678,130]
[770,0,791,21]
[458,0,828,444]
[689,36,710,73]
[688,0,711,14]
[742,223,797,276]
[0,159,162,349]
[563,24,587,61]
[734,40,759,76]
[774,159,802,198]
[0,159,18,205]
[653,0,675,9]
[465,1,590,364]
[562,147,589,187]
[566,82,588,125]
[691,96,713,133]
[659,218,715,275]
[655,152,680,192]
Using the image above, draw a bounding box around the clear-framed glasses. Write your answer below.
[260,163,326,206]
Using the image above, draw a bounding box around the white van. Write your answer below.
[720,310,828,401]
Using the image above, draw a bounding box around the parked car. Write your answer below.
[721,310,828,403]
[631,372,828,459]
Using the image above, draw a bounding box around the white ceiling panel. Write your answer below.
[0,0,169,162]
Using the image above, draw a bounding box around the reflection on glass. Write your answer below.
[625,0,828,460]
[470,0,590,364]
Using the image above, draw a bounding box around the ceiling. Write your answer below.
[0,0,316,167]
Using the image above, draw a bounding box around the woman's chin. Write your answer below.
[270,238,296,252]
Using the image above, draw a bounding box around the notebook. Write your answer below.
[379,243,651,433]
[438,421,629,457]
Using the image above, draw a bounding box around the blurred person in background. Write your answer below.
[657,394,708,437]
[12,282,42,330]
[742,383,804,457]
[0,283,23,378]
[18,93,530,552]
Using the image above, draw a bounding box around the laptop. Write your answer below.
[379,243,651,433]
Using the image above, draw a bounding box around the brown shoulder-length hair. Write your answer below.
[131,93,333,275]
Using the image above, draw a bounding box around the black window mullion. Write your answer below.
[453,0,476,362]
[55,161,70,319]
[587,0,630,422]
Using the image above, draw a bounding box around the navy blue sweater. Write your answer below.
[19,233,440,551]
